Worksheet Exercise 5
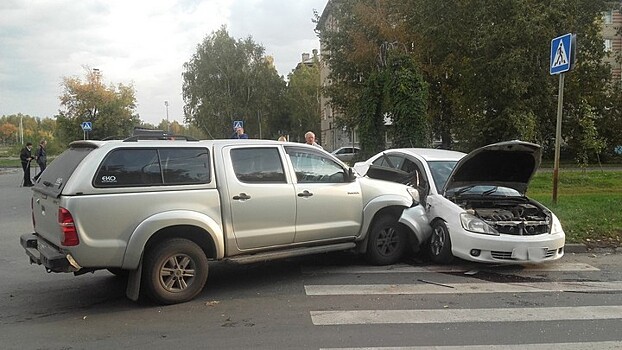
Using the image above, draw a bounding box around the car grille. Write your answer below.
[491,249,556,260]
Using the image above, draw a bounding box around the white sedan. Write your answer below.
[354,140,565,264]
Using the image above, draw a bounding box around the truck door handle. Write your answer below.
[297,190,313,197]
[233,193,251,200]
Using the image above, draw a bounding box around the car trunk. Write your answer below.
[32,143,97,246]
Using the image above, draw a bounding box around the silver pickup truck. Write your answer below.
[20,138,427,304]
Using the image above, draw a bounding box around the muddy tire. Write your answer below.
[365,215,406,265]
[143,238,208,305]
[428,220,454,264]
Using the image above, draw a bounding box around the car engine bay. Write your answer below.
[457,199,551,235]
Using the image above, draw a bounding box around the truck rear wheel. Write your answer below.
[365,215,406,265]
[143,238,208,305]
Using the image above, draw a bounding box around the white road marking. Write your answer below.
[305,281,622,295]
[301,262,599,275]
[310,305,622,325]
[319,341,622,350]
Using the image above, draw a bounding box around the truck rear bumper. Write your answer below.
[20,233,78,273]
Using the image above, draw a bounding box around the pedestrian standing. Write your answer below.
[231,127,249,139]
[20,142,35,187]
[33,139,47,181]
[304,131,323,149]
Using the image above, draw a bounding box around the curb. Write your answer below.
[565,243,621,254]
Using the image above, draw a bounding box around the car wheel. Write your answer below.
[428,220,453,264]
[143,238,209,305]
[365,215,406,265]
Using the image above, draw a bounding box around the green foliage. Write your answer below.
[320,0,619,158]
[284,59,321,142]
[384,52,429,148]
[529,170,622,244]
[182,26,286,139]
[58,67,139,143]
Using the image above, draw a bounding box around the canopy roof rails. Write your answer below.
[123,134,199,142]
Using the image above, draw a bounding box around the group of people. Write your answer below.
[231,126,323,150]
[19,139,47,187]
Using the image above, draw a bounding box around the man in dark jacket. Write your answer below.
[20,142,35,187]
[33,139,47,181]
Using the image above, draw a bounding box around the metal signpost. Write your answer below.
[550,33,575,204]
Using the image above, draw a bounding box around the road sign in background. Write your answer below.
[233,120,243,130]
[81,121,92,131]
[550,33,574,75]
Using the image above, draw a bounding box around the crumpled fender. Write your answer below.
[399,205,432,245]
[360,194,413,239]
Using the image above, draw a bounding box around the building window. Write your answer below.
[604,10,613,24]
[605,39,613,52]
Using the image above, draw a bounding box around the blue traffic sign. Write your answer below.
[81,121,92,131]
[233,120,243,130]
[550,33,573,75]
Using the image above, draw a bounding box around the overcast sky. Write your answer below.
[0,0,328,125]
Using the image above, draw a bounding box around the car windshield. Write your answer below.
[447,185,521,197]
[426,161,457,190]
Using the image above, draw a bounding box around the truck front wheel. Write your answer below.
[143,238,209,305]
[365,215,406,265]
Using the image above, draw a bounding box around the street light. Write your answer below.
[164,100,169,133]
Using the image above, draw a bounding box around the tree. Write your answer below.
[182,26,286,139]
[402,0,612,154]
[317,0,430,156]
[58,67,139,143]
[285,58,321,142]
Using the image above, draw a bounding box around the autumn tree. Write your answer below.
[57,67,139,143]
[182,26,286,139]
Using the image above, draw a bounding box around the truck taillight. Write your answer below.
[59,207,79,246]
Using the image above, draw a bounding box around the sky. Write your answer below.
[0,0,328,125]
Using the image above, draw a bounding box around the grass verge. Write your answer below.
[529,170,622,247]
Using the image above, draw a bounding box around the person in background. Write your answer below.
[277,135,287,142]
[231,127,249,139]
[33,139,47,181]
[304,131,323,149]
[19,142,35,187]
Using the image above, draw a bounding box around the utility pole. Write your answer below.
[164,100,170,133]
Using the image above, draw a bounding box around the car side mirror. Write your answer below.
[347,167,357,182]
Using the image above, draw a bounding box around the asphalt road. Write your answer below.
[1,168,622,350]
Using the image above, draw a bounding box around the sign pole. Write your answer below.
[552,72,564,204]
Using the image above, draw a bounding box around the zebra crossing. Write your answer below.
[302,261,622,349]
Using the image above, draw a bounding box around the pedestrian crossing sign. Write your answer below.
[550,33,574,75]
[233,120,243,130]
[81,121,92,131]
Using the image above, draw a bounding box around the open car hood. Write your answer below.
[443,140,541,195]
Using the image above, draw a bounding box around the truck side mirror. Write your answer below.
[347,167,357,182]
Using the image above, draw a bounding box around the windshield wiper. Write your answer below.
[482,186,498,196]
[452,185,475,196]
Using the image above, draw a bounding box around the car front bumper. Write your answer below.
[449,229,565,264]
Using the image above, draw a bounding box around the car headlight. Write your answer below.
[550,213,564,234]
[460,213,500,236]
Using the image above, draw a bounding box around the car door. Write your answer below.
[285,146,363,242]
[223,146,297,250]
